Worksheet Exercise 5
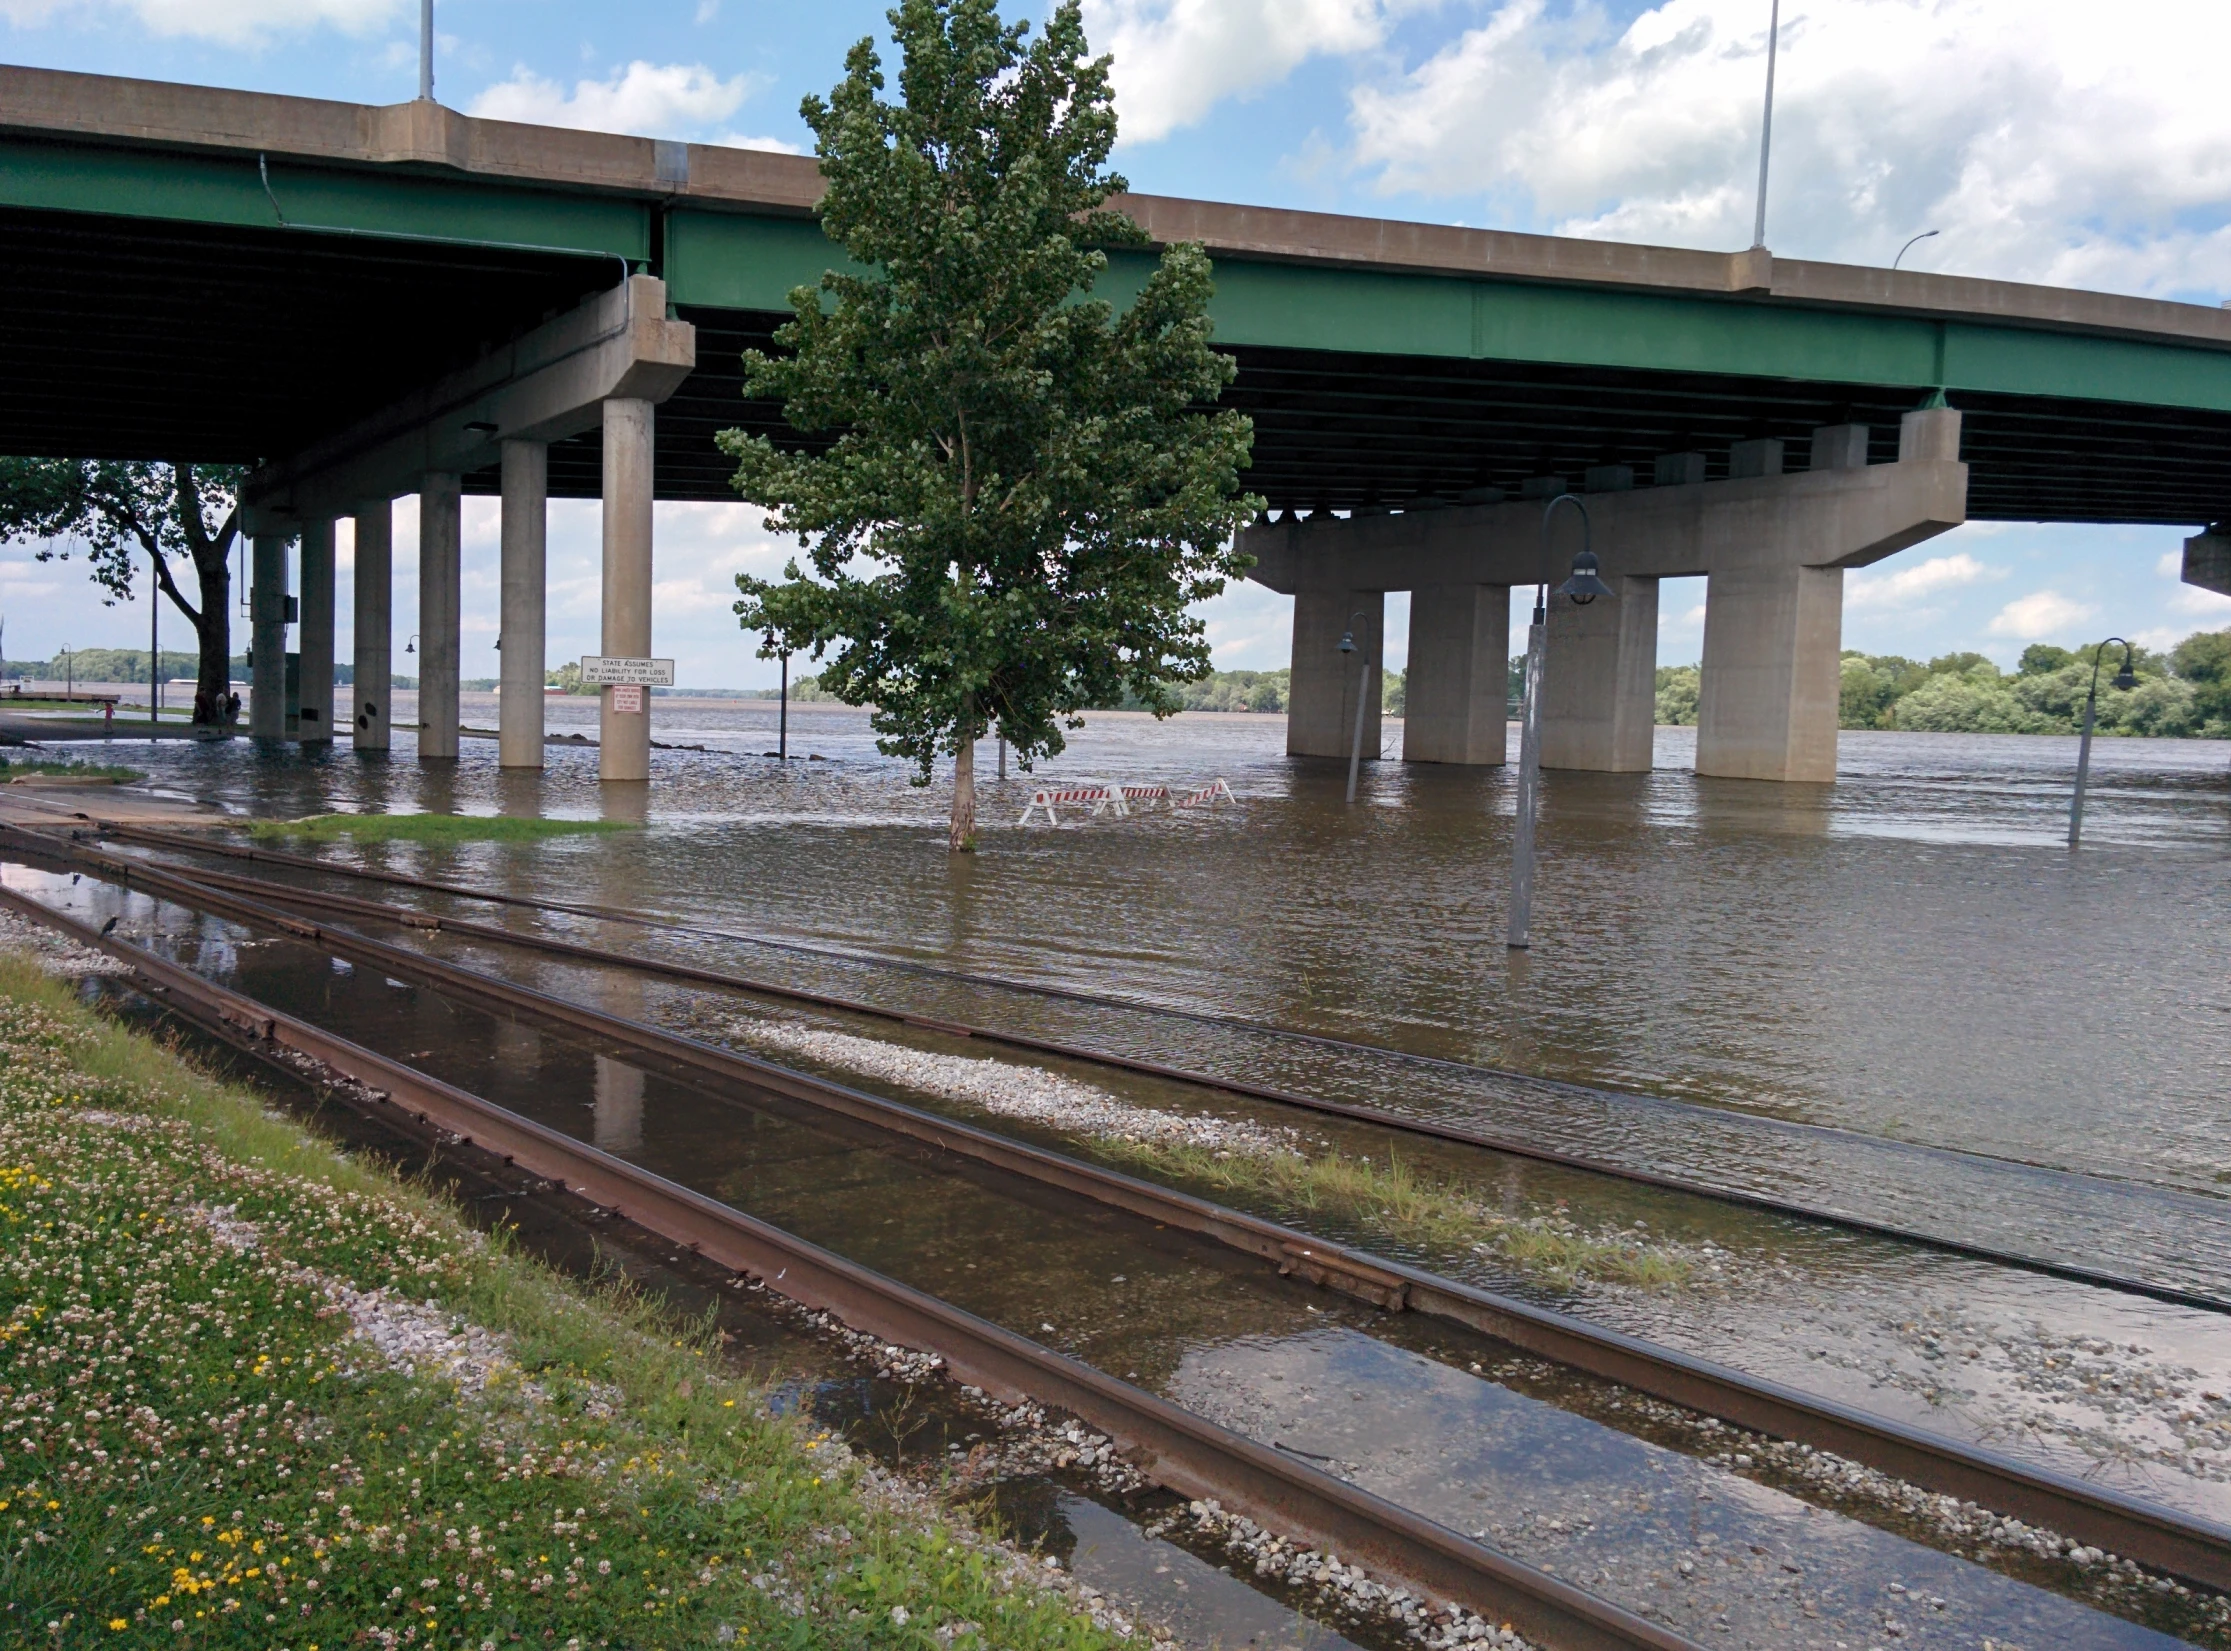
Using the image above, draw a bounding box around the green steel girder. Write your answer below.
[0,136,650,261]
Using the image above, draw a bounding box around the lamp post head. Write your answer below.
[2112,660,2138,692]
[1555,548,1614,607]
[1337,630,1357,655]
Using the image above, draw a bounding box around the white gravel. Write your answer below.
[0,905,134,978]
[742,1020,1304,1160]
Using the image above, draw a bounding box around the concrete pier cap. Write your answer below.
[1241,406,1969,783]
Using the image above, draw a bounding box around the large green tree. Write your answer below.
[0,460,244,725]
[723,0,1260,851]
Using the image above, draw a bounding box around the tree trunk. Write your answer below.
[948,732,977,853]
[189,549,230,728]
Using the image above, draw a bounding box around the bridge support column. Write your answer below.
[418,473,462,762]
[297,518,335,746]
[1287,587,1381,761]
[248,525,288,740]
[1694,423,1878,783]
[599,399,654,784]
[1695,563,1844,782]
[499,439,548,770]
[352,502,392,751]
[1541,575,1659,771]
[1402,583,1509,764]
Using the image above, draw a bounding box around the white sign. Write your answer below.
[579,655,675,687]
[608,684,644,715]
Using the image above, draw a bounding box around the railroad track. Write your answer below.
[11,823,2231,1603]
[67,817,2231,1318]
[0,867,1693,1651]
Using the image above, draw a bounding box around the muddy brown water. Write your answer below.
[16,866,2227,1651]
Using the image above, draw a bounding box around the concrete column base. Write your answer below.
[1541,575,1659,772]
[599,399,654,784]
[297,519,335,744]
[418,474,462,762]
[352,503,393,751]
[1287,587,1382,760]
[1402,583,1509,764]
[1696,561,1844,782]
[248,528,288,740]
[499,440,549,770]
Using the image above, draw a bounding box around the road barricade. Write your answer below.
[1017,782,1129,826]
[1019,776,1235,825]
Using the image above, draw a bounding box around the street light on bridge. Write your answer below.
[1507,495,1613,949]
[1336,612,1374,806]
[2067,637,2138,849]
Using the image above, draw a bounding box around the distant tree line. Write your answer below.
[3,651,418,690]
[1654,627,2231,737]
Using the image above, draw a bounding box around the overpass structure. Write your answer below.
[5,65,2230,783]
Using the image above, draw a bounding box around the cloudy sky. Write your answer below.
[5,0,2229,684]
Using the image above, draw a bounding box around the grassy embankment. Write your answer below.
[246,814,631,847]
[0,954,1119,1650]
[0,758,146,783]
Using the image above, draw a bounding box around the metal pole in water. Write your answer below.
[997,734,1006,781]
[149,547,160,726]
[2069,637,2135,848]
[778,651,788,762]
[1506,604,1546,948]
[1508,495,1610,949]
[1346,652,1373,805]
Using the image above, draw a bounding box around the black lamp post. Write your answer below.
[1337,611,1374,804]
[2068,636,2138,848]
[1508,494,1612,948]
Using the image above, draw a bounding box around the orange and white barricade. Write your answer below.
[1018,782,1128,826]
[1174,778,1236,809]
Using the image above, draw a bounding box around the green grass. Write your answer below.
[0,757,145,782]
[1094,1136,1695,1291]
[247,813,632,845]
[0,956,1119,1651]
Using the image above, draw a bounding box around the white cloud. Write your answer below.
[470,61,760,140]
[0,0,403,45]
[1346,0,2231,294]
[1986,589,2094,639]
[712,133,807,156]
[2171,583,2231,617]
[1846,551,2000,609]
[1083,0,1402,145]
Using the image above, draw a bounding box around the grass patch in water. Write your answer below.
[0,756,145,782]
[1097,1136,1695,1292]
[0,953,1119,1650]
[247,811,632,845]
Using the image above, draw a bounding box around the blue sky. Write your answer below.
[5,0,2230,684]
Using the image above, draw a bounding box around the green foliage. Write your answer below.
[722,0,1260,846]
[546,661,597,696]
[0,460,245,723]
[1818,631,2231,737]
[247,813,633,845]
[0,757,145,781]
[1655,664,1700,726]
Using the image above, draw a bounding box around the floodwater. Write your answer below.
[18,892,2219,1650]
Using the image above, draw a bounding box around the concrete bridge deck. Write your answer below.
[4,65,2228,785]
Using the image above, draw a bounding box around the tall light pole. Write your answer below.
[2068,637,2137,848]
[1751,0,1782,250]
[149,546,160,726]
[1507,496,1613,949]
[1893,229,1940,270]
[419,0,435,103]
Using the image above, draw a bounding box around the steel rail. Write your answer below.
[0,883,1694,1651]
[62,819,2231,1319]
[17,831,2231,1595]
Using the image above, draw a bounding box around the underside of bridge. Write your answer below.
[9,202,2231,527]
